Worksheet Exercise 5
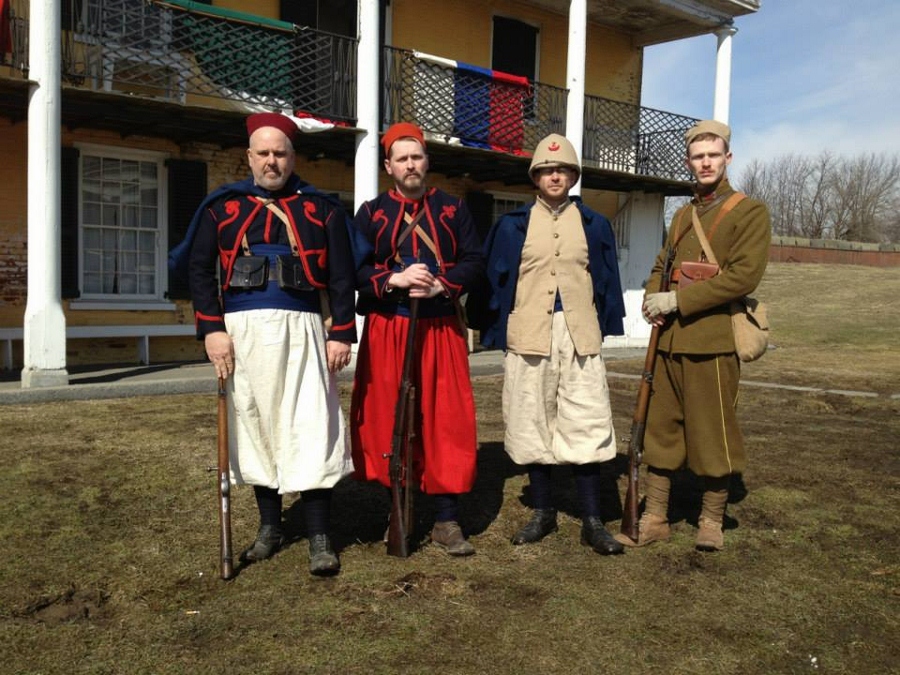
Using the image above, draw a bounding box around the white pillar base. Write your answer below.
[21,367,69,389]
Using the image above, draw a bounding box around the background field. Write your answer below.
[1,263,897,675]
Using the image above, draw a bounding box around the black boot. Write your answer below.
[240,524,284,563]
[581,517,624,555]
[511,508,558,545]
[308,534,340,576]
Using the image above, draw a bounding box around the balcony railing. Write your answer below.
[3,0,357,122]
[584,95,698,182]
[383,47,566,156]
[2,1,696,183]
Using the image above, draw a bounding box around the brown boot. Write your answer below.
[430,521,475,557]
[615,512,671,547]
[696,480,728,552]
[615,468,671,547]
[696,517,724,551]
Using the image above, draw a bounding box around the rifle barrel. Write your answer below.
[217,376,234,579]
[386,299,419,558]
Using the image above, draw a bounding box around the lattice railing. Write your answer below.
[584,95,698,181]
[3,2,697,181]
[383,47,566,156]
[5,0,357,121]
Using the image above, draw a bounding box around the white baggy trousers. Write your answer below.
[225,308,352,493]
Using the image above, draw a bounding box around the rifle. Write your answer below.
[620,247,676,542]
[386,298,419,558]
[217,376,234,579]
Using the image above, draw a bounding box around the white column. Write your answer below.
[22,0,68,388]
[713,23,737,124]
[354,0,381,211]
[565,0,587,196]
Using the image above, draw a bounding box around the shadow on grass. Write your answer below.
[235,452,749,567]
[268,441,529,556]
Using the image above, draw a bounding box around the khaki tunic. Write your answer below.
[507,199,601,356]
[643,180,771,476]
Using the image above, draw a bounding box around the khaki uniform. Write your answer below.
[643,179,771,476]
[503,198,616,465]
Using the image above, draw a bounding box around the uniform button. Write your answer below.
[547,289,553,294]
[547,309,552,314]
[554,251,560,257]
[550,270,556,276]
[553,232,560,238]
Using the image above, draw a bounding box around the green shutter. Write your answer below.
[166,159,208,300]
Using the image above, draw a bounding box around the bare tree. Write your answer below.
[737,152,900,243]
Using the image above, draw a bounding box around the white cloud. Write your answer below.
[641,0,900,176]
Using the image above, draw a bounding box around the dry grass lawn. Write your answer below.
[0,263,897,674]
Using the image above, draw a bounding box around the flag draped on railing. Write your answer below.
[414,52,531,155]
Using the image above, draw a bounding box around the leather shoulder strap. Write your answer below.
[707,192,747,242]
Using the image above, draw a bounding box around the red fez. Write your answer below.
[246,112,298,145]
[381,122,426,157]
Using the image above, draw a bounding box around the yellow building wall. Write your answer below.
[212,0,280,20]
[0,119,27,328]
[390,0,641,103]
[1,0,637,367]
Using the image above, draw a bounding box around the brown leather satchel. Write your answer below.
[677,260,719,289]
[681,199,770,362]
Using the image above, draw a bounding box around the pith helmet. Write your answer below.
[529,133,580,177]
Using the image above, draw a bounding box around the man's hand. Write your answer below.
[387,263,435,292]
[205,331,234,379]
[409,279,447,299]
[326,340,352,374]
[643,291,678,326]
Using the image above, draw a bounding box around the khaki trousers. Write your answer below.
[503,312,617,465]
[643,351,745,477]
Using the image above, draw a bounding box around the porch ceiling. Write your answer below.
[0,81,691,197]
[523,0,760,46]
[425,142,693,196]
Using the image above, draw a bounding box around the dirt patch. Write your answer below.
[17,585,110,625]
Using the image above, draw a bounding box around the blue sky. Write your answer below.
[640,0,900,178]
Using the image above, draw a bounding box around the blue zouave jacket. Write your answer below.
[478,199,625,350]
[181,175,369,342]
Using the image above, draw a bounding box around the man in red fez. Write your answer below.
[188,112,358,576]
[350,122,485,556]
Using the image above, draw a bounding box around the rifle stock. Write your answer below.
[217,376,234,580]
[620,248,676,542]
[386,299,419,557]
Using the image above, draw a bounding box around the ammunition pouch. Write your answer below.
[276,255,314,291]
[230,255,269,289]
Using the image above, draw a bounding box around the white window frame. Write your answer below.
[71,143,174,311]
[490,190,533,224]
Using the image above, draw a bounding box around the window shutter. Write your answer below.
[166,159,207,300]
[465,191,495,244]
[61,146,80,299]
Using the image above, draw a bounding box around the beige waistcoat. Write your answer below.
[506,199,602,356]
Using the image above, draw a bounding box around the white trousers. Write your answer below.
[225,308,351,493]
[502,312,617,465]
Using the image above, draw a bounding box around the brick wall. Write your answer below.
[769,237,900,267]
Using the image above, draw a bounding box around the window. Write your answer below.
[78,0,173,48]
[492,195,531,224]
[492,16,539,123]
[280,0,356,37]
[78,148,167,300]
[492,16,538,81]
